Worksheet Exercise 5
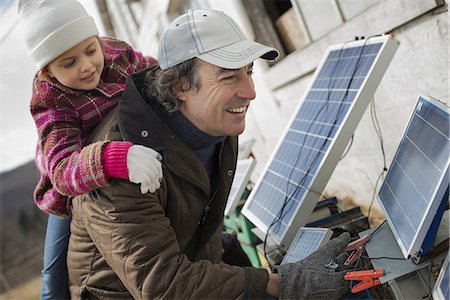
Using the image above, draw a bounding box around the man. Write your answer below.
[68,9,351,299]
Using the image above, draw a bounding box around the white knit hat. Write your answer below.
[18,0,99,70]
[158,9,279,70]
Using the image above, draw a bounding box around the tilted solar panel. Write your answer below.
[242,35,399,248]
[280,227,332,265]
[433,253,449,300]
[224,158,256,216]
[378,95,450,260]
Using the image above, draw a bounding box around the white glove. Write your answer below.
[127,145,163,194]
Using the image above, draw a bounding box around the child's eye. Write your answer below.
[86,48,97,56]
[247,70,254,76]
[63,60,76,69]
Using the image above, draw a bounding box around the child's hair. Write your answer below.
[18,0,99,70]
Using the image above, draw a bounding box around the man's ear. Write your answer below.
[176,90,188,101]
[174,77,189,101]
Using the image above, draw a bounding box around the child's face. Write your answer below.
[47,36,104,91]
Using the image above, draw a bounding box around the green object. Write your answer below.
[223,192,261,268]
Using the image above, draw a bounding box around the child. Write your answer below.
[18,0,163,298]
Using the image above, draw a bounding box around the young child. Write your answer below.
[18,0,163,298]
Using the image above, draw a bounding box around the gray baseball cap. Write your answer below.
[158,9,279,70]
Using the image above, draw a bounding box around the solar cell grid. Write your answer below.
[242,35,399,247]
[281,228,332,265]
[378,95,450,259]
[224,158,256,216]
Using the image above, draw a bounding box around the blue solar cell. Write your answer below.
[224,158,256,216]
[281,228,332,264]
[378,96,450,259]
[242,36,399,247]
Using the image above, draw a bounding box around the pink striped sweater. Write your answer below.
[30,37,157,217]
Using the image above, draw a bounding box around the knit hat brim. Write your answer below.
[30,16,99,70]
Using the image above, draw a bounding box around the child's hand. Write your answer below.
[127,145,163,194]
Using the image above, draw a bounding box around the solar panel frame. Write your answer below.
[242,35,399,248]
[377,95,450,260]
[224,157,256,216]
[433,253,450,300]
[280,227,332,265]
[238,139,255,160]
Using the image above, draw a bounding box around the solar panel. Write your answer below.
[280,227,332,265]
[224,157,256,216]
[433,253,450,300]
[377,95,450,260]
[242,35,399,247]
[238,139,255,160]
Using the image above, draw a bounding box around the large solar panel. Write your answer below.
[224,158,256,216]
[377,95,450,260]
[433,253,450,300]
[242,35,399,247]
[280,227,332,265]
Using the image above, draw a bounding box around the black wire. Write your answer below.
[340,134,354,160]
[350,220,406,262]
[367,95,388,220]
[263,35,383,266]
[263,39,353,266]
[361,255,405,261]
[367,170,385,220]
[369,219,386,237]
[370,96,387,170]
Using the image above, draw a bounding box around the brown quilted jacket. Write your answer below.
[67,70,269,299]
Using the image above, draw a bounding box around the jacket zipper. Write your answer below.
[201,141,227,225]
[201,187,219,225]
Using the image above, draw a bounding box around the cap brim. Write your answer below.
[197,39,279,69]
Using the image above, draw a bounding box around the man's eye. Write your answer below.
[221,75,235,81]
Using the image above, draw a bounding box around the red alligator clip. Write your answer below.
[344,269,385,293]
[344,234,371,266]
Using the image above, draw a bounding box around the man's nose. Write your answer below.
[237,76,256,100]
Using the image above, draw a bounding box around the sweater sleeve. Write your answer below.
[142,55,159,69]
[121,41,158,73]
[31,103,130,216]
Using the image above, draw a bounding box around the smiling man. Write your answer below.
[67,9,351,299]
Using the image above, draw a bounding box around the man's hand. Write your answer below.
[278,232,351,300]
[127,145,163,194]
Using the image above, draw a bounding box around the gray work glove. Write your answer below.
[278,232,351,300]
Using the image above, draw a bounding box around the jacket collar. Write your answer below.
[117,69,211,194]
[152,105,224,150]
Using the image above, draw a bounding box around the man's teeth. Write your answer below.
[227,107,246,113]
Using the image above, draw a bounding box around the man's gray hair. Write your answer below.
[145,58,200,113]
